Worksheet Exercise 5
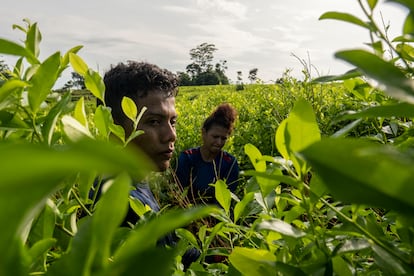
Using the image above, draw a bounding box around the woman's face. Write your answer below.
[202,124,230,155]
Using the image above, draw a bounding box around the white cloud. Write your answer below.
[0,0,409,85]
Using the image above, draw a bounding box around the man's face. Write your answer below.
[128,92,177,171]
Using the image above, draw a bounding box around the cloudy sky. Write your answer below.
[0,0,409,86]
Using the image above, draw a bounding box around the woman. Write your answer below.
[175,103,239,204]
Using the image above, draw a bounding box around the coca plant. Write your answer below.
[0,19,212,275]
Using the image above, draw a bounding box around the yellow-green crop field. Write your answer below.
[174,81,361,169]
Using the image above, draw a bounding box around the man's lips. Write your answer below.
[160,149,173,159]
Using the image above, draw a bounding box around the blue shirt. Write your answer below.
[175,147,239,202]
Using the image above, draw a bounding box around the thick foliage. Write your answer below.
[1,1,414,275]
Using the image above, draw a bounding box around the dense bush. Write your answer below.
[1,1,414,275]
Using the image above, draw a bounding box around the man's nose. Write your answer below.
[164,123,176,143]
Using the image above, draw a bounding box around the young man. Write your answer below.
[102,61,199,267]
[102,61,178,212]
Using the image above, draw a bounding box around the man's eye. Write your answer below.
[149,119,161,125]
[170,119,177,127]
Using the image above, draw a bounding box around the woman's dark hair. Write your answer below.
[101,60,178,124]
[202,103,237,133]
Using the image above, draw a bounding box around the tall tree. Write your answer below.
[183,43,229,86]
[248,68,258,84]
[189,42,217,73]
[0,59,10,80]
[62,71,86,90]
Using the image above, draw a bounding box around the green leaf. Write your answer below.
[84,69,105,103]
[121,96,138,123]
[108,246,178,276]
[58,45,83,76]
[319,12,372,30]
[0,139,147,273]
[27,238,56,268]
[301,138,414,215]
[244,143,266,172]
[112,206,216,268]
[396,43,414,61]
[61,46,83,69]
[335,49,414,103]
[69,53,88,76]
[367,0,378,10]
[257,218,306,238]
[312,69,361,83]
[28,52,61,113]
[26,22,42,58]
[92,173,131,268]
[275,99,321,176]
[386,0,414,14]
[129,196,151,217]
[229,247,277,276]
[215,179,231,215]
[0,79,28,102]
[74,97,88,128]
[175,228,200,249]
[93,105,112,139]
[61,115,93,141]
[339,102,414,120]
[42,92,71,145]
[276,99,321,156]
[0,38,38,64]
[77,171,97,201]
[234,192,255,223]
[403,13,414,35]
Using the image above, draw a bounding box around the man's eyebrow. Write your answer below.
[143,111,177,118]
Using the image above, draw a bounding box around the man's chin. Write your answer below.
[155,161,170,172]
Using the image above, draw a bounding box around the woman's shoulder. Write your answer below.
[181,147,201,156]
[221,151,236,162]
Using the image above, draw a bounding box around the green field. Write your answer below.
[2,1,414,274]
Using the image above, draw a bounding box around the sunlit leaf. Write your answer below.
[0,139,152,272]
[229,247,277,275]
[386,0,414,11]
[121,96,138,123]
[319,12,372,30]
[74,97,88,128]
[339,102,414,120]
[0,38,38,64]
[175,228,200,249]
[0,79,28,102]
[244,143,266,172]
[69,53,88,76]
[94,105,112,139]
[403,12,414,35]
[215,180,231,215]
[84,69,105,103]
[26,22,41,58]
[27,52,60,113]
[367,0,378,10]
[112,206,216,271]
[61,115,93,141]
[312,69,361,83]
[302,138,414,215]
[42,92,71,145]
[92,173,131,268]
[234,192,255,223]
[129,196,151,217]
[257,218,306,238]
[335,49,414,103]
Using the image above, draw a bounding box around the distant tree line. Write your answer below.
[0,43,260,89]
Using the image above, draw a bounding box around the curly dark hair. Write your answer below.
[102,61,178,124]
[202,103,237,133]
